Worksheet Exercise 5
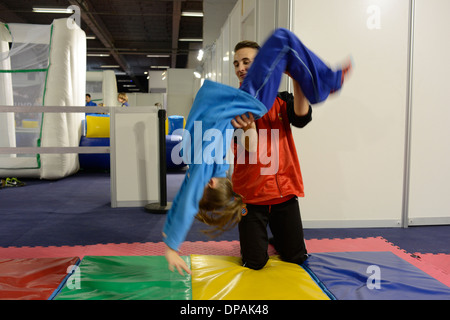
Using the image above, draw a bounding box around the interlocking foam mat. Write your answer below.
[2,237,449,287]
[1,252,449,300]
[1,237,450,300]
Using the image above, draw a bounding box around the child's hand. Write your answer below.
[165,245,191,276]
[231,112,255,130]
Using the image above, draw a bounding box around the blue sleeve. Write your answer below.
[163,163,213,251]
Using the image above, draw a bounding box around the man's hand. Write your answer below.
[165,244,191,276]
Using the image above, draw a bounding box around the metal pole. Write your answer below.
[145,109,172,213]
[401,0,416,228]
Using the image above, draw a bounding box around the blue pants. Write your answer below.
[240,28,343,110]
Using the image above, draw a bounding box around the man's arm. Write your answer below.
[292,79,310,117]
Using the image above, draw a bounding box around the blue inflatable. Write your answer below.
[168,115,184,135]
[79,136,110,171]
[166,134,186,170]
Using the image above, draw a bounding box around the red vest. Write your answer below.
[232,96,305,205]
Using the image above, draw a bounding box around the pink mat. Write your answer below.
[0,237,448,287]
[414,253,450,278]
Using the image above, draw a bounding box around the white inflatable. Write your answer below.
[0,18,86,179]
[86,70,118,107]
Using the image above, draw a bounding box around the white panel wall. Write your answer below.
[212,0,291,88]
[200,0,450,227]
[110,107,159,207]
[228,2,241,89]
[127,93,166,108]
[277,0,290,30]
[408,0,450,225]
[292,0,410,227]
[166,69,196,119]
[256,0,276,43]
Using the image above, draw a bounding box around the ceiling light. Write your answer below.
[87,53,110,57]
[100,65,120,68]
[179,38,203,42]
[194,71,201,79]
[147,55,170,58]
[86,36,96,40]
[181,11,204,17]
[197,49,204,61]
[32,7,74,14]
[151,66,170,69]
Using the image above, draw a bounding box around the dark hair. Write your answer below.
[234,40,260,53]
[86,93,91,97]
[196,178,244,237]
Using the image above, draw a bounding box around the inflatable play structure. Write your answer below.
[0,18,86,180]
[86,70,118,107]
[79,113,186,171]
[1,18,186,181]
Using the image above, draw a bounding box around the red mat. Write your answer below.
[0,237,448,287]
[0,257,79,300]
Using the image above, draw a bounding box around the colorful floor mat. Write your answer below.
[54,256,191,300]
[40,253,450,300]
[0,257,79,300]
[1,237,449,287]
[1,237,449,300]
[303,252,450,300]
[191,255,331,300]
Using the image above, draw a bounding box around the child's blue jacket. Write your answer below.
[162,80,267,251]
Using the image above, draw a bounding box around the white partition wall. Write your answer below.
[228,3,241,89]
[110,107,160,207]
[166,68,196,119]
[291,0,410,227]
[209,0,291,88]
[126,92,166,108]
[201,0,450,227]
[407,0,450,225]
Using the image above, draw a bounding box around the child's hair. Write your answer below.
[118,92,128,102]
[196,177,244,237]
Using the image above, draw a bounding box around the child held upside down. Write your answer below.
[162,28,352,275]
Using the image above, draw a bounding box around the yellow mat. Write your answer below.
[191,255,330,300]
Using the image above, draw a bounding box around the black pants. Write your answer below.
[238,196,308,270]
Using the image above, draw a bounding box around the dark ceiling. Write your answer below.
[0,0,204,93]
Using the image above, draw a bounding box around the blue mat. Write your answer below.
[303,251,450,300]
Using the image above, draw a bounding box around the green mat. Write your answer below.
[54,256,191,300]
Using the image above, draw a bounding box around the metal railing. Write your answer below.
[0,105,111,155]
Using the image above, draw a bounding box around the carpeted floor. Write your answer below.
[0,170,449,256]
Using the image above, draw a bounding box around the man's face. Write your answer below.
[86,95,91,102]
[233,47,258,83]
